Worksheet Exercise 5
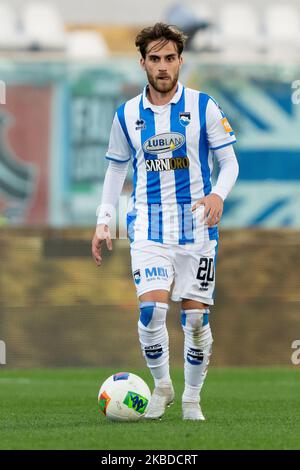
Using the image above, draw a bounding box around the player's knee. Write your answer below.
[138,302,169,363]
[138,301,168,331]
[181,309,213,349]
[181,308,210,330]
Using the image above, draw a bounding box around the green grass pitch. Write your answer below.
[0,367,299,450]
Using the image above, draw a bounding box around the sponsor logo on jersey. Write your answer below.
[143,132,185,154]
[133,269,141,285]
[221,117,233,133]
[179,112,191,127]
[145,156,190,172]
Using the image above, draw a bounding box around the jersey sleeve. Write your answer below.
[105,113,132,163]
[206,97,236,150]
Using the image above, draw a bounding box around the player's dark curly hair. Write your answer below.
[135,23,187,59]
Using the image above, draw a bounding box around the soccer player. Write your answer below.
[92,23,239,420]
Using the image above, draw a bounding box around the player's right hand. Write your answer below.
[91,224,113,266]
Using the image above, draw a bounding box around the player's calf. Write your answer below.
[138,301,171,384]
[181,309,213,411]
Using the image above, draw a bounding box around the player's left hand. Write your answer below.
[192,193,224,227]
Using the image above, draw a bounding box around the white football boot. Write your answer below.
[182,401,205,421]
[144,383,175,419]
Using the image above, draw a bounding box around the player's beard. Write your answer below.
[146,68,180,94]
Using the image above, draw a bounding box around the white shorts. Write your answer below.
[130,239,218,305]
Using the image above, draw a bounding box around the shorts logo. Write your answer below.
[187,348,204,365]
[143,132,185,154]
[133,269,141,285]
[145,266,168,281]
[144,344,163,359]
[179,112,191,127]
[145,156,190,172]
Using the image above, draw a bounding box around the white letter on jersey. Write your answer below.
[291,80,300,105]
[0,80,6,105]
[0,340,6,365]
[291,340,300,365]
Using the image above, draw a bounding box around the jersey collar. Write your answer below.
[142,81,183,111]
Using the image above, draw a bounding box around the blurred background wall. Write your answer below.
[0,0,300,368]
[5,0,178,24]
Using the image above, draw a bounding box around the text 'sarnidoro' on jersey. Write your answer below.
[106,82,236,245]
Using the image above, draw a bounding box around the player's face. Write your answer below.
[140,40,182,94]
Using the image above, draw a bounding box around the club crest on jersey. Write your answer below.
[135,119,146,130]
[143,132,185,154]
[179,112,191,127]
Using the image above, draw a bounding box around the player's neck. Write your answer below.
[147,82,178,106]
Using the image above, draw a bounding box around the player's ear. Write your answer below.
[140,57,146,70]
[179,55,183,67]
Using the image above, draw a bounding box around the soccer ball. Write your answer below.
[98,372,151,421]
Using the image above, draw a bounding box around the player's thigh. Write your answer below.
[139,289,169,303]
[181,298,209,309]
[130,240,174,300]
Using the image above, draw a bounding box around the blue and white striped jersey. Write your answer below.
[106,82,236,245]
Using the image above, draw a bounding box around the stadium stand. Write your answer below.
[66,30,109,60]
[21,1,66,50]
[184,3,218,52]
[0,1,25,50]
[1,0,300,60]
[165,2,212,50]
[65,24,139,55]
[217,2,263,58]
[264,3,300,57]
